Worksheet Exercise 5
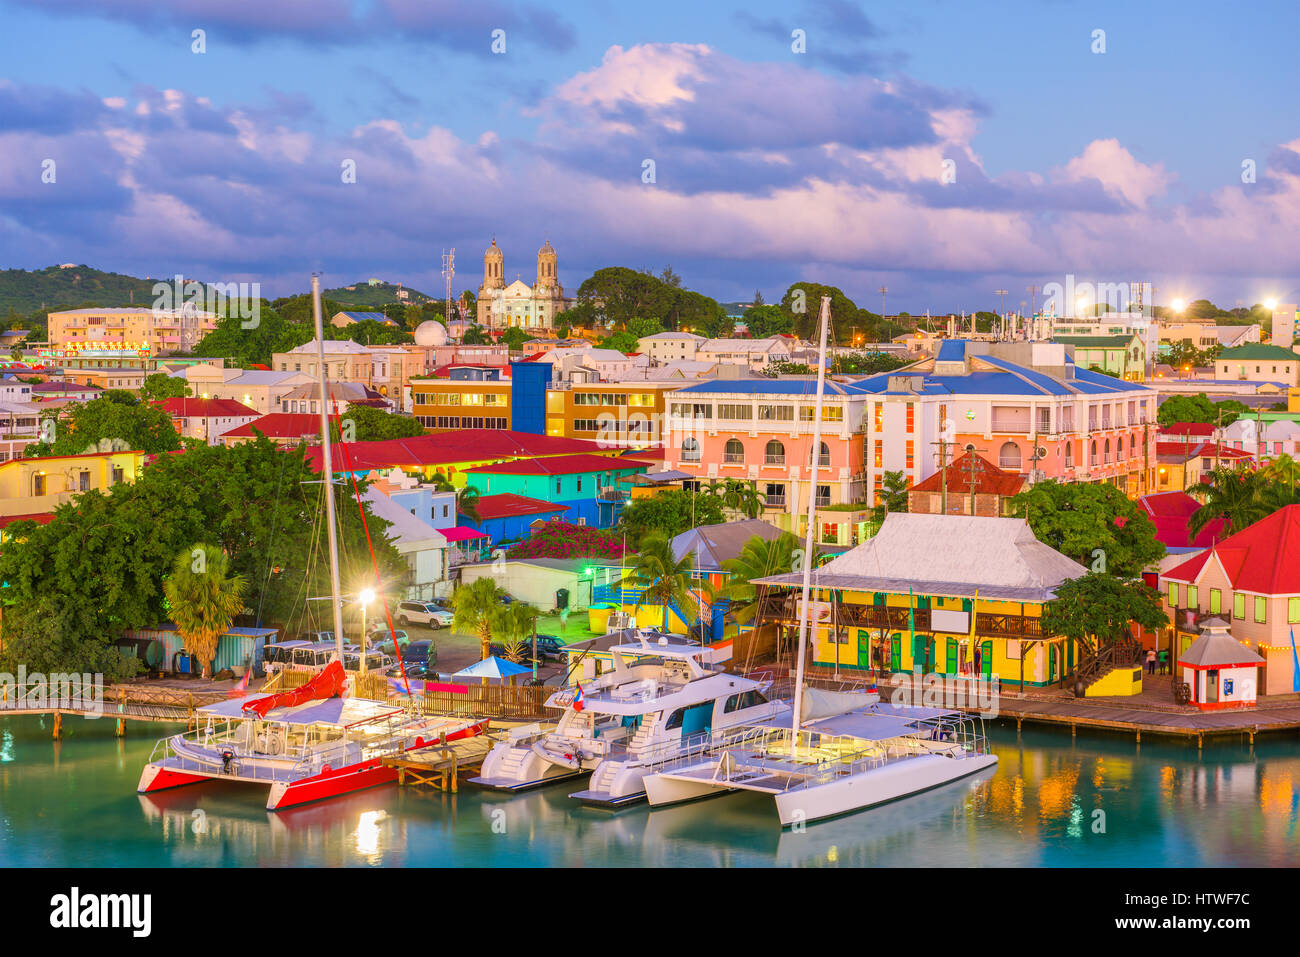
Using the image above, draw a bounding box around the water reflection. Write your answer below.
[1,717,1298,866]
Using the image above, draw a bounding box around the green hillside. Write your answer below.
[325,280,438,309]
[0,265,181,315]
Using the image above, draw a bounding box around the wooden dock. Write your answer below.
[382,720,545,792]
[0,684,227,737]
[986,696,1300,747]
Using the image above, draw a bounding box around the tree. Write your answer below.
[500,327,530,351]
[461,324,489,345]
[139,373,190,402]
[718,532,801,625]
[1156,393,1248,429]
[27,396,181,457]
[617,489,725,546]
[1042,573,1168,661]
[627,316,664,340]
[505,521,627,560]
[778,282,859,342]
[452,576,505,661]
[1009,480,1165,577]
[710,479,766,519]
[1188,467,1300,538]
[338,405,425,442]
[871,470,909,523]
[626,531,710,632]
[744,304,793,339]
[0,596,140,680]
[162,544,248,678]
[494,602,538,670]
[599,331,639,353]
[832,351,912,375]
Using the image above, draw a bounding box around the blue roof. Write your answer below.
[339,311,396,325]
[936,340,967,362]
[855,356,1152,397]
[672,378,867,396]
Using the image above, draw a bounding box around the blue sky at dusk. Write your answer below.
[1,0,1297,312]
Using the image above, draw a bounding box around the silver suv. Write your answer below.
[396,600,455,629]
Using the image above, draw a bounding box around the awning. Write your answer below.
[452,655,533,679]
[437,526,490,542]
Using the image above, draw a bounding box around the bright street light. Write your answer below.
[359,588,375,605]
[1171,298,1185,313]
[1265,298,1278,312]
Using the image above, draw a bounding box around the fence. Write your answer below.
[274,667,552,720]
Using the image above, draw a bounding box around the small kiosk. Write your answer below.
[1179,619,1264,711]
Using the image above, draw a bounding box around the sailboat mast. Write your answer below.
[792,295,832,738]
[311,275,347,665]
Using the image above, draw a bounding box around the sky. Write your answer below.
[1,0,1297,314]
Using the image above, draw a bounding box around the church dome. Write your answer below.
[538,239,555,256]
[485,238,503,259]
[414,320,448,347]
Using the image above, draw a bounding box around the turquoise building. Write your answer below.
[461,453,652,529]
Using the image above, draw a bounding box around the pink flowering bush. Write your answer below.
[505,521,627,560]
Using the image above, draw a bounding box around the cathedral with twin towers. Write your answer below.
[475,238,571,330]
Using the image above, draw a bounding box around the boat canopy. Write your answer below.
[198,695,403,727]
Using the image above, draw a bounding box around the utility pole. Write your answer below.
[931,436,951,514]
[966,445,980,515]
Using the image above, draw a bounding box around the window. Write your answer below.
[576,477,583,493]
[905,403,914,432]
[874,440,882,469]
[758,405,793,421]
[905,440,914,470]
[1289,597,1300,623]
[815,485,831,507]
[718,404,753,420]
[1255,596,1266,623]
[680,437,701,462]
[78,470,90,492]
[1187,585,1198,607]
[1168,582,1178,607]
[556,479,562,495]
[765,440,785,465]
[999,441,1022,470]
[1234,593,1245,619]
[1209,588,1221,614]
[874,403,883,431]
[765,482,785,506]
[724,690,769,713]
[821,406,843,422]
[811,442,830,467]
[724,438,745,464]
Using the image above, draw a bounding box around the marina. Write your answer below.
[2,713,1295,868]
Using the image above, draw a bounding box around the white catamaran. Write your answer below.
[470,631,784,805]
[640,295,998,826]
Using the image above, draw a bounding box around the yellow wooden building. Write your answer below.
[754,512,1091,688]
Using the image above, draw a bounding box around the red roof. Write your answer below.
[155,397,258,418]
[473,494,569,521]
[462,453,653,476]
[909,451,1025,496]
[222,413,323,440]
[1160,422,1216,438]
[1163,503,1300,593]
[1138,491,1226,549]
[1156,441,1255,462]
[436,526,490,542]
[0,512,56,529]
[303,430,610,473]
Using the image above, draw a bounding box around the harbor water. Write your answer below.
[1,715,1296,867]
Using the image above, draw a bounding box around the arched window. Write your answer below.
[724,438,745,464]
[1104,438,1111,463]
[810,442,830,467]
[999,441,1021,470]
[765,439,785,465]
[1090,440,1098,466]
[1065,443,1074,466]
[681,437,701,463]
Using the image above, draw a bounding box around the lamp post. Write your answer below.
[358,587,375,675]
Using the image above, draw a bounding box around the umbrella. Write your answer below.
[451,656,533,680]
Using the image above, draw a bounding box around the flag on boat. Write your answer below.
[227,668,251,698]
[573,683,584,711]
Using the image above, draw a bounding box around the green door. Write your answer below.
[1049,645,1059,684]
[1066,639,1074,675]
[945,639,957,675]
[912,635,930,674]
[980,640,993,679]
[890,634,901,672]
[857,629,871,668]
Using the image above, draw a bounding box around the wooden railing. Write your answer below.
[974,613,1043,638]
[275,668,552,720]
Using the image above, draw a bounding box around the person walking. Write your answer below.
[1146,648,1157,675]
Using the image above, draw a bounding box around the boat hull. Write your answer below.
[772,753,998,827]
[136,762,214,794]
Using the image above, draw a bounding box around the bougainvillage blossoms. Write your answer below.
[504,520,628,560]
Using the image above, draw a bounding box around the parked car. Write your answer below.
[398,639,438,678]
[368,627,411,650]
[296,630,335,645]
[394,600,454,629]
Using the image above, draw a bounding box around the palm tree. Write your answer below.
[163,544,247,680]
[626,531,710,632]
[871,470,910,525]
[718,532,801,625]
[456,486,482,524]
[1188,468,1275,538]
[728,480,767,519]
[494,603,539,678]
[452,576,506,661]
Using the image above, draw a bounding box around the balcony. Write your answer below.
[765,454,785,466]
[765,496,787,508]
[723,452,745,464]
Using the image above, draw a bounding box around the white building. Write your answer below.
[476,239,569,331]
[696,338,794,372]
[637,331,705,363]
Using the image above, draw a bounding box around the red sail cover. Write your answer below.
[242,660,347,718]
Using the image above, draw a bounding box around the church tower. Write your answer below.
[535,239,561,296]
[477,238,505,324]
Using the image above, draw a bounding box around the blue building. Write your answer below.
[462,453,651,529]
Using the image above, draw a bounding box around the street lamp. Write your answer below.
[1171,298,1185,314]
[1265,298,1278,312]
[358,587,376,675]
